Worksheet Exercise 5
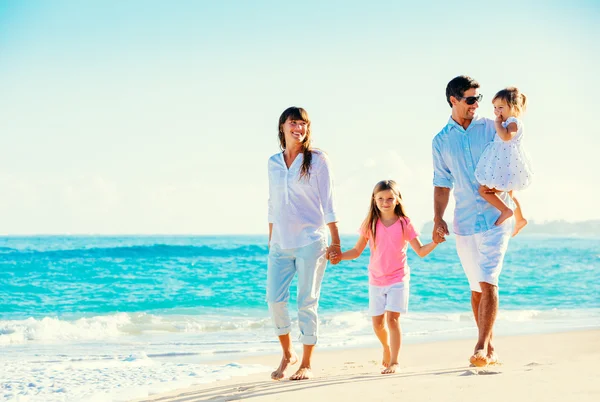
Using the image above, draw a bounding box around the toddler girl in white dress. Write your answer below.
[475,87,533,236]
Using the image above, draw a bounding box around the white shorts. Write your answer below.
[455,220,513,292]
[368,281,409,316]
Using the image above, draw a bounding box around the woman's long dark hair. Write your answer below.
[278,107,312,180]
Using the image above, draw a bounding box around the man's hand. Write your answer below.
[433,219,449,244]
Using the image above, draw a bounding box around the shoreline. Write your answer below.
[134,328,600,402]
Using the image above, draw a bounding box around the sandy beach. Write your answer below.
[135,329,600,402]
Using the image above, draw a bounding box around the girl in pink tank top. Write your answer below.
[329,180,444,374]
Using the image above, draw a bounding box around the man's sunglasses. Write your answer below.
[457,94,483,105]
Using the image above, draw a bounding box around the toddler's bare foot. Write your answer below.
[512,218,528,237]
[381,363,400,374]
[271,353,298,380]
[495,209,514,226]
[289,367,312,380]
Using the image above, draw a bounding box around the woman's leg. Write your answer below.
[266,244,298,380]
[291,240,328,380]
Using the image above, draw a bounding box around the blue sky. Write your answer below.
[0,0,598,234]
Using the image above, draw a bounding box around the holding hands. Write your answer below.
[327,244,342,265]
[432,219,449,244]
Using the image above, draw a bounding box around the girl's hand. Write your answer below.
[328,250,341,265]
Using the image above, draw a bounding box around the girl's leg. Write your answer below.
[382,311,401,374]
[371,314,390,367]
[478,185,513,226]
[266,245,298,380]
[509,191,528,236]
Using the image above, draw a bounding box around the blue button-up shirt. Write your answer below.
[432,115,513,236]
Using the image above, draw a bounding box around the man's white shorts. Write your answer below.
[368,281,409,316]
[455,220,513,292]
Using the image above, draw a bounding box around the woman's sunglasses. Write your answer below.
[458,94,483,105]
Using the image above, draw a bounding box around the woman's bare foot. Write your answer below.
[382,346,391,367]
[495,209,514,226]
[469,349,489,367]
[512,218,528,237]
[289,367,312,380]
[381,363,400,374]
[271,353,298,380]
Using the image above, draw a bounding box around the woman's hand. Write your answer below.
[327,244,342,265]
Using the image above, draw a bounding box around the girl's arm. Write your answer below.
[409,236,438,258]
[494,117,519,141]
[336,236,368,261]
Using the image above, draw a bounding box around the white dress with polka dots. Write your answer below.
[475,117,533,191]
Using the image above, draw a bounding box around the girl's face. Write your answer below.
[281,117,308,147]
[493,99,513,121]
[374,189,398,213]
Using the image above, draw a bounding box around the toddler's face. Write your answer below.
[493,99,512,121]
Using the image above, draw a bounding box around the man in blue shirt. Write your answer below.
[432,75,514,367]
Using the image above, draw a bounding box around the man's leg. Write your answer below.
[471,291,496,363]
[290,240,327,380]
[470,282,499,367]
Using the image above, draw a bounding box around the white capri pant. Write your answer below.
[455,220,513,292]
[266,239,328,345]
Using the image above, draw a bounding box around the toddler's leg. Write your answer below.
[371,314,390,368]
[381,311,401,374]
[510,191,528,236]
[478,185,513,226]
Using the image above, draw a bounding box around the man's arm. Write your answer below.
[433,186,450,243]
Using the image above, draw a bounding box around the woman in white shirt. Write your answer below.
[267,106,341,381]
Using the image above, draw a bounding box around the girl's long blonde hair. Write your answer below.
[361,180,408,247]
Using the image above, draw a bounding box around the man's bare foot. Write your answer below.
[271,353,298,380]
[381,363,400,374]
[487,348,499,365]
[495,209,514,226]
[382,346,391,367]
[289,367,312,380]
[512,218,528,237]
[469,349,489,367]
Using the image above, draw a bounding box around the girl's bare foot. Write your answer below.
[512,218,528,237]
[381,363,400,374]
[289,367,312,380]
[271,353,298,380]
[495,209,514,226]
[382,346,391,367]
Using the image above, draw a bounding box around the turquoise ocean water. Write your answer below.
[1,235,599,401]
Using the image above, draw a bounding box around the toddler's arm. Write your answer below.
[494,116,519,141]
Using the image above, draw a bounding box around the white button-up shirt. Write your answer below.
[268,150,338,249]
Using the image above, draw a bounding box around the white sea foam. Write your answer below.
[0,354,269,402]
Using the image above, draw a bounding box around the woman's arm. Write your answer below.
[409,236,438,258]
[268,223,273,247]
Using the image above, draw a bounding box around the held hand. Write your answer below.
[433,219,449,244]
[327,244,342,265]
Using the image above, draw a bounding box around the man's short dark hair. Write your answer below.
[446,76,480,107]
